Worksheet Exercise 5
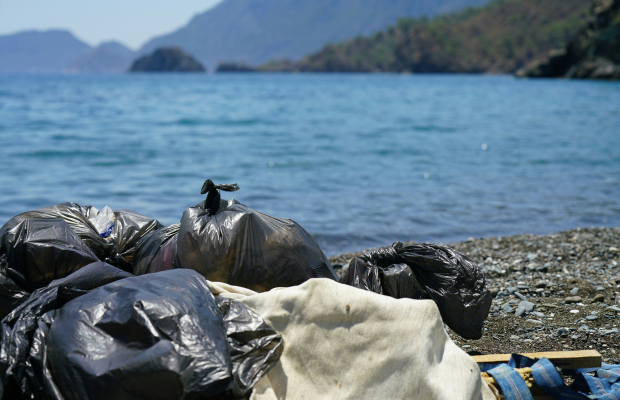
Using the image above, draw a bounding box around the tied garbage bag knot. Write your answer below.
[201,179,240,216]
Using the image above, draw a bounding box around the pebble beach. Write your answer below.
[329,227,620,364]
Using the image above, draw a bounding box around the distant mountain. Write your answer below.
[0,30,91,73]
[67,41,135,73]
[259,0,591,74]
[139,0,492,70]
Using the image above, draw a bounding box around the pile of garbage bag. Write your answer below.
[0,178,494,398]
[0,265,282,399]
[340,241,492,340]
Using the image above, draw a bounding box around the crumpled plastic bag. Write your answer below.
[105,208,163,265]
[174,181,336,292]
[0,261,132,400]
[1,218,100,292]
[341,242,492,340]
[0,266,29,320]
[0,203,163,273]
[46,269,282,399]
[0,266,282,400]
[0,202,112,260]
[132,224,180,275]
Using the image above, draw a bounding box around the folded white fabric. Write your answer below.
[208,278,494,400]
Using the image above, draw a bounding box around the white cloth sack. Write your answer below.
[208,278,494,400]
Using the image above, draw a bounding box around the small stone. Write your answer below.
[602,328,619,336]
[526,319,542,324]
[586,315,599,321]
[596,286,605,291]
[571,334,581,340]
[536,288,545,293]
[542,304,557,308]
[570,287,579,295]
[578,325,589,332]
[517,285,530,291]
[490,289,498,297]
[462,345,471,348]
[502,303,514,312]
[570,310,579,314]
[516,301,535,317]
[565,296,582,304]
[506,286,518,294]
[530,312,545,318]
[523,339,533,343]
[607,305,620,312]
[515,292,527,301]
[591,294,605,303]
[609,247,618,252]
[557,327,570,336]
[535,282,548,289]
[510,335,520,340]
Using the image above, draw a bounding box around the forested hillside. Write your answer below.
[258,0,592,73]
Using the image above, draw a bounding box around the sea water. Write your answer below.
[0,73,619,255]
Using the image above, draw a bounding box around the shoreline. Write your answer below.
[329,226,620,363]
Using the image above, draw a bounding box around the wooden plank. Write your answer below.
[471,350,601,369]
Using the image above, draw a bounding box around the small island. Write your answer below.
[129,47,205,72]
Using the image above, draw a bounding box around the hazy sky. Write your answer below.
[0,0,223,49]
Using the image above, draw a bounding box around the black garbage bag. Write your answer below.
[0,202,112,260]
[338,258,383,295]
[216,297,283,397]
[381,263,428,300]
[174,181,337,292]
[0,261,132,400]
[132,224,180,275]
[0,255,29,320]
[349,242,492,340]
[0,204,163,271]
[0,272,29,321]
[45,269,281,400]
[106,209,163,265]
[1,218,100,292]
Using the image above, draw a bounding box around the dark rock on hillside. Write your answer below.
[216,62,258,72]
[517,0,620,80]
[129,47,205,72]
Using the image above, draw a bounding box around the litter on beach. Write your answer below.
[0,180,618,399]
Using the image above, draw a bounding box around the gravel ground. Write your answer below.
[328,227,620,364]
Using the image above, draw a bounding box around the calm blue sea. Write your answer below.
[0,73,619,255]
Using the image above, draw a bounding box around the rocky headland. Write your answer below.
[129,47,205,73]
[329,227,620,364]
[517,0,620,79]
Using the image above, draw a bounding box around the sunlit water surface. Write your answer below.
[1,73,619,255]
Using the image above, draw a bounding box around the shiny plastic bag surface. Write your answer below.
[216,297,283,397]
[1,218,99,292]
[0,272,28,321]
[106,209,163,264]
[0,202,111,260]
[0,262,132,400]
[132,224,180,275]
[47,269,232,400]
[175,197,336,292]
[358,242,492,340]
[338,258,383,295]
